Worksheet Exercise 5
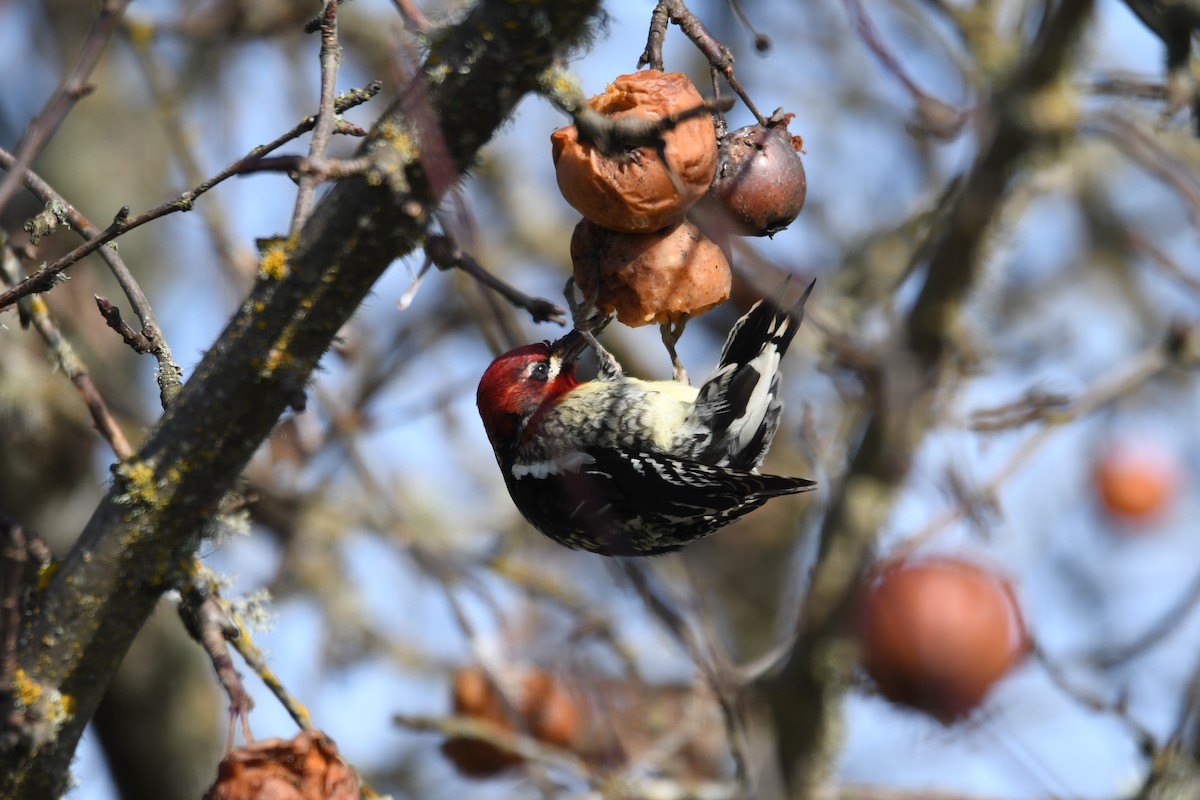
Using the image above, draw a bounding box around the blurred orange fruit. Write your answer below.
[441,666,580,778]
[1094,441,1180,524]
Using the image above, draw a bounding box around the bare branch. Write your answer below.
[0,0,132,221]
[290,1,344,234]
[894,321,1189,566]
[94,296,153,354]
[1084,111,1200,224]
[0,149,184,402]
[0,250,133,459]
[425,234,567,325]
[177,566,255,748]
[393,712,592,776]
[0,81,383,318]
[639,0,767,125]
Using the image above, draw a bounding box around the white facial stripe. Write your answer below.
[544,355,562,382]
[512,450,595,479]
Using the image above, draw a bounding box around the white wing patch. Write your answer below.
[512,450,595,479]
[728,349,781,452]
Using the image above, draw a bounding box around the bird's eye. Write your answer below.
[529,362,549,382]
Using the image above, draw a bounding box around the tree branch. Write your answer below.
[0,1,601,796]
[0,0,131,221]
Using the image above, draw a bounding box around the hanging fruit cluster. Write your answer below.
[202,731,359,800]
[551,67,806,330]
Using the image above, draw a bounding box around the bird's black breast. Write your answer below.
[507,464,656,556]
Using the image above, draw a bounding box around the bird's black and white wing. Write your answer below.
[682,280,814,470]
[507,446,815,556]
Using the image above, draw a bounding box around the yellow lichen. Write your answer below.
[543,68,581,102]
[12,668,75,730]
[125,19,156,49]
[257,237,290,281]
[261,345,294,378]
[36,561,59,592]
[387,130,418,162]
[13,668,43,708]
[113,459,159,508]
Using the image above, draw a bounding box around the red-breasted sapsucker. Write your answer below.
[476,282,816,556]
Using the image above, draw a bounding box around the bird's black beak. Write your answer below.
[551,329,589,367]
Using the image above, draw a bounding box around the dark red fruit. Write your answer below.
[857,557,1028,723]
[713,123,806,237]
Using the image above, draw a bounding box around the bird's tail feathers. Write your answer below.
[717,277,815,369]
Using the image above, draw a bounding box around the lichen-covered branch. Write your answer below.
[0,1,601,796]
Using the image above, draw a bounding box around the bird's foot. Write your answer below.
[565,277,622,380]
[660,316,689,384]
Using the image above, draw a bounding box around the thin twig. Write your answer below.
[487,556,642,678]
[0,174,184,400]
[1090,565,1200,669]
[969,388,1074,431]
[727,0,770,52]
[393,712,591,776]
[0,150,184,405]
[578,98,734,157]
[0,0,131,221]
[638,1,671,71]
[842,0,968,138]
[0,82,382,315]
[617,561,753,795]
[0,247,133,458]
[227,615,314,732]
[237,154,373,181]
[291,1,343,234]
[1031,641,1156,747]
[94,295,153,354]
[1085,74,1167,102]
[178,565,255,748]
[326,417,568,796]
[424,234,566,324]
[540,65,734,158]
[1084,111,1200,225]
[1126,229,1200,294]
[666,0,767,125]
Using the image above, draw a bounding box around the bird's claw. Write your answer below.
[564,277,622,381]
[564,277,608,331]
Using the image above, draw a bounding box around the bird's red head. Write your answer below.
[476,332,586,453]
